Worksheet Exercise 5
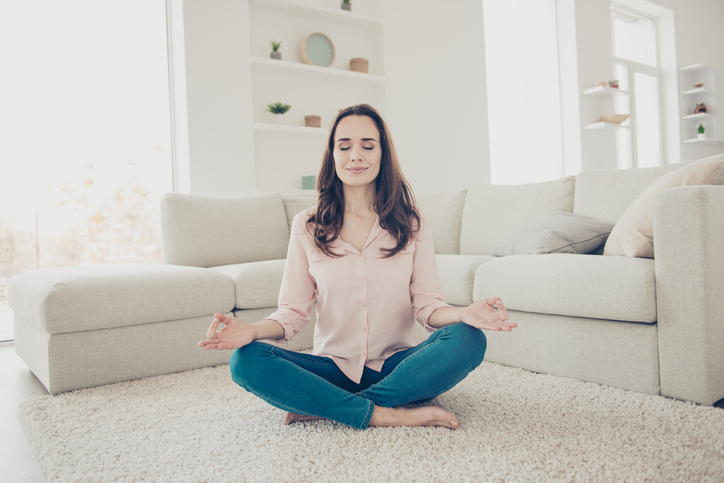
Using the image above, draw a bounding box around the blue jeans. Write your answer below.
[229,322,486,430]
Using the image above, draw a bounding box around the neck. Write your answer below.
[343,183,376,216]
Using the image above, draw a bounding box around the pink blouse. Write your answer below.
[265,206,451,384]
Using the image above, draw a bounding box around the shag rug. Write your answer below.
[18,361,724,482]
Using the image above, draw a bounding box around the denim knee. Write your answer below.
[445,323,487,369]
[229,341,269,389]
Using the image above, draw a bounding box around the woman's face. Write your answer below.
[332,115,382,190]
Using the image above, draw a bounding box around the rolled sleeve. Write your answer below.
[265,215,315,343]
[410,210,452,331]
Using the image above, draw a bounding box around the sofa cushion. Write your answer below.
[460,177,576,256]
[417,191,467,254]
[282,195,317,234]
[161,193,290,268]
[211,260,286,309]
[490,212,614,256]
[7,263,235,334]
[435,254,493,306]
[473,254,656,323]
[604,156,724,258]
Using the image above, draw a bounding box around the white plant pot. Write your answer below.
[698,133,706,139]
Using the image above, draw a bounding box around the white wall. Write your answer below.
[572,0,620,170]
[572,0,724,169]
[383,0,491,195]
[172,0,724,197]
[177,0,255,195]
[656,0,724,161]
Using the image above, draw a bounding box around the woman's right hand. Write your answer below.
[198,313,257,350]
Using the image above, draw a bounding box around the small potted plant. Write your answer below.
[267,102,291,123]
[697,123,706,139]
[270,40,282,60]
[341,0,351,11]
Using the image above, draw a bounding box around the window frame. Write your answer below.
[610,3,664,168]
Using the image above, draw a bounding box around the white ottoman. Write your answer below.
[8,263,235,394]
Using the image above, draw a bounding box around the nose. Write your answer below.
[350,146,364,162]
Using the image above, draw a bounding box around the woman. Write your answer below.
[199,104,516,430]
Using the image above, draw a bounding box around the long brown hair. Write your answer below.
[307,104,420,258]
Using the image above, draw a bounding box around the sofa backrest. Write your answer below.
[160,193,291,267]
[573,161,697,225]
[459,176,576,255]
[281,195,317,233]
[417,191,467,255]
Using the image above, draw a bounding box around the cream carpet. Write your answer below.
[18,361,724,482]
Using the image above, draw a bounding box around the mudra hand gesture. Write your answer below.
[198,314,256,350]
[459,297,516,331]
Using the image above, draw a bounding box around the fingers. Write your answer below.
[198,340,227,350]
[486,297,511,321]
[206,317,221,340]
[206,313,231,339]
[496,300,510,321]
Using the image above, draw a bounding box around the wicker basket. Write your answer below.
[350,58,369,73]
[304,115,321,128]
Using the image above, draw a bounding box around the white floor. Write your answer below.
[1,309,14,342]
[1,341,49,483]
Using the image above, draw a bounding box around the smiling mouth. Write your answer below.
[348,168,367,173]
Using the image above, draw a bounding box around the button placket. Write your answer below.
[359,249,369,359]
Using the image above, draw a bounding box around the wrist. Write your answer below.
[429,306,464,328]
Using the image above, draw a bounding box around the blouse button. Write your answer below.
[361,277,366,283]
[363,326,368,331]
[361,301,367,307]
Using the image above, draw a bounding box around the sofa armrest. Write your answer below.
[653,185,724,405]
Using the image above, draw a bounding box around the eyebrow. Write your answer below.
[335,138,378,142]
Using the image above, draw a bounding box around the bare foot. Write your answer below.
[283,412,327,425]
[369,405,459,429]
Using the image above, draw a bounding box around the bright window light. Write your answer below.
[0,0,173,340]
[611,5,657,67]
[610,2,663,168]
[483,0,562,185]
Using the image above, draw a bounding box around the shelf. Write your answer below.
[681,63,711,73]
[683,138,724,147]
[682,87,714,96]
[582,85,631,97]
[683,113,715,120]
[584,122,630,131]
[251,57,386,84]
[253,123,327,134]
[249,0,384,29]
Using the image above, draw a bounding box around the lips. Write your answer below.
[348,168,367,173]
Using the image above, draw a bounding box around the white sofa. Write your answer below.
[8,157,724,406]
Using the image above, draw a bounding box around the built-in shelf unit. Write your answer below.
[679,64,724,147]
[582,86,631,131]
[247,0,385,192]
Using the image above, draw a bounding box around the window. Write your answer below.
[482,0,563,184]
[0,1,173,341]
[611,3,662,168]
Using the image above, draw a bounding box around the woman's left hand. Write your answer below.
[460,297,517,331]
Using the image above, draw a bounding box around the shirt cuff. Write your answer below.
[419,301,454,332]
[262,315,294,344]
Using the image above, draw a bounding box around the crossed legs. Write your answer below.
[229,322,487,430]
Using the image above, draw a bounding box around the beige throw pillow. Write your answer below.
[604,158,724,258]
